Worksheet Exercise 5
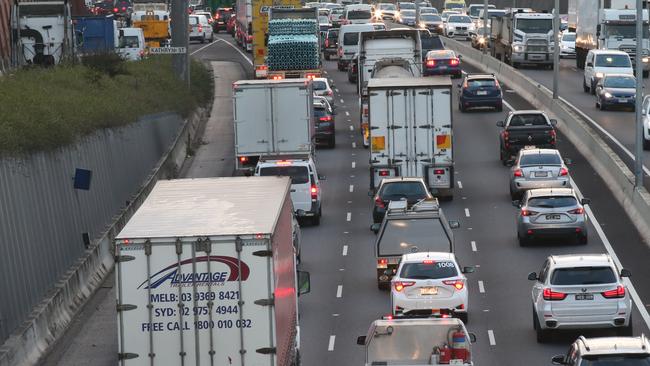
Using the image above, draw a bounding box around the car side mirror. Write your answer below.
[512,200,520,207]
[620,268,632,277]
[552,355,567,365]
[318,174,326,180]
[505,159,515,167]
[448,220,460,229]
[496,120,505,127]
[462,266,475,274]
[297,270,311,295]
[457,54,462,59]
[581,198,591,205]
[468,333,477,343]
[527,272,538,281]
[563,158,572,165]
[356,336,366,345]
[587,62,593,67]
[550,119,558,126]
[370,223,381,233]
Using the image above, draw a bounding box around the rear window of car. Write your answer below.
[595,54,631,68]
[380,182,428,199]
[467,79,497,88]
[527,196,577,208]
[378,219,451,256]
[189,16,199,25]
[313,80,327,90]
[400,261,458,279]
[314,107,328,118]
[562,33,576,41]
[401,9,416,16]
[427,50,455,59]
[343,32,360,45]
[348,10,371,19]
[550,267,617,285]
[259,166,309,184]
[519,153,562,166]
[508,113,548,126]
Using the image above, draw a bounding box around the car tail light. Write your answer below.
[443,279,465,290]
[495,79,500,88]
[568,207,584,214]
[433,169,445,175]
[377,258,388,268]
[311,184,318,199]
[198,24,203,32]
[521,209,538,216]
[543,288,567,301]
[113,7,118,12]
[513,169,523,177]
[502,130,509,141]
[276,160,292,166]
[122,6,126,10]
[559,167,568,176]
[462,79,468,88]
[305,73,318,79]
[393,281,415,292]
[449,58,459,66]
[327,90,333,96]
[378,170,390,177]
[425,59,436,67]
[325,38,329,47]
[602,285,626,299]
[375,196,385,209]
[319,116,332,122]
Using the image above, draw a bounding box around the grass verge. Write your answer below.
[0,55,213,155]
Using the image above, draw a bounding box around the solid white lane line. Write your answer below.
[328,335,336,351]
[346,212,351,221]
[349,125,354,131]
[214,38,253,65]
[478,280,485,293]
[457,180,463,189]
[345,111,350,116]
[352,161,356,168]
[488,330,496,346]
[464,208,470,217]
[349,184,354,192]
[502,99,515,111]
[336,285,343,298]
[342,245,348,256]
[471,241,477,252]
[352,142,357,148]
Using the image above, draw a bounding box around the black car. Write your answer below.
[595,74,636,111]
[348,56,358,83]
[372,177,432,223]
[324,28,339,60]
[419,29,444,61]
[213,8,233,32]
[458,73,503,112]
[423,49,461,78]
[314,98,336,148]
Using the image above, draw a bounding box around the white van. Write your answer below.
[342,4,373,24]
[117,27,145,61]
[583,49,633,94]
[255,155,324,225]
[337,23,374,70]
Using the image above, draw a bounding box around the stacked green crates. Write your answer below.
[267,19,319,71]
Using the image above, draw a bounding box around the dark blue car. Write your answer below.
[458,74,503,112]
[595,74,636,111]
[423,50,462,78]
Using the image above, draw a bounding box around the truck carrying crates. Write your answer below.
[115,176,310,366]
[233,78,314,171]
[368,77,454,199]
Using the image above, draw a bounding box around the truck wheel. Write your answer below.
[644,70,649,78]
[312,208,322,226]
[644,139,650,150]
[583,78,589,93]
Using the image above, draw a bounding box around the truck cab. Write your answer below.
[117,27,146,61]
[372,199,458,289]
[491,11,554,68]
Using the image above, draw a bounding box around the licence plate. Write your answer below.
[575,294,594,300]
[420,287,438,295]
[439,66,447,69]
[618,98,628,103]
[534,171,548,177]
[545,214,561,220]
[477,90,488,95]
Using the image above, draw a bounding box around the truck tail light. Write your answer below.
[433,169,445,175]
[271,75,284,80]
[311,184,318,199]
[375,196,385,208]
[549,129,557,142]
[513,169,523,177]
[543,288,567,301]
[602,285,625,299]
[393,281,415,292]
[378,170,390,177]
[443,279,464,290]
[377,258,388,268]
[559,167,568,176]
[239,156,248,163]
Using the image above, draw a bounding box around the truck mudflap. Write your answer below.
[369,165,399,191]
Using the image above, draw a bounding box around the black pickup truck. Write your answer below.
[497,110,557,164]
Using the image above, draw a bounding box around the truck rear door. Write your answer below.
[234,86,272,155]
[273,84,313,153]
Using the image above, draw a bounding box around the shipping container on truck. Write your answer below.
[115,176,310,366]
[72,14,117,54]
[368,77,454,199]
[252,0,301,79]
[233,79,314,171]
[235,0,252,51]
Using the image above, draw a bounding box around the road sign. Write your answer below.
[149,47,187,54]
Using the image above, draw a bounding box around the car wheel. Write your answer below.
[599,100,605,111]
[617,318,633,336]
[500,149,508,165]
[200,35,205,44]
[459,102,465,112]
[456,312,468,324]
[590,80,596,95]
[578,235,588,245]
[583,78,589,93]
[518,233,529,247]
[210,33,214,42]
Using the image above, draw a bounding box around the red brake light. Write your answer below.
[602,285,625,299]
[378,258,388,268]
[521,209,538,216]
[433,169,445,175]
[513,169,523,177]
[393,281,415,292]
[543,288,567,301]
[378,170,390,177]
[239,156,248,163]
[443,279,464,290]
[422,260,435,264]
[319,116,332,122]
[449,58,459,66]
[375,196,385,209]
[327,90,333,96]
[198,24,203,32]
[569,207,584,214]
[425,59,436,67]
[559,167,568,176]
[311,184,318,199]
[122,6,126,10]
[276,160,292,166]
[113,7,118,12]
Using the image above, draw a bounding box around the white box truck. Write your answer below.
[115,176,310,366]
[233,79,314,171]
[368,77,454,199]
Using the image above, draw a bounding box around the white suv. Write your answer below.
[255,155,324,225]
[528,254,633,343]
[552,335,650,365]
[641,94,650,150]
[583,49,633,94]
[189,14,214,43]
[390,252,473,323]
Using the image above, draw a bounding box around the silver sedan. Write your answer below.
[509,148,570,199]
[513,188,589,246]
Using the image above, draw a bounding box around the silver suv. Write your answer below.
[509,148,570,200]
[513,188,590,246]
[528,254,632,343]
[552,335,650,365]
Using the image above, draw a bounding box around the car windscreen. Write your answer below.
[487,10,505,18]
[379,3,395,9]
[399,2,416,9]
[421,14,441,21]
[119,36,140,48]
[446,3,463,9]
[258,166,309,184]
[400,261,458,279]
[467,79,497,88]
[604,76,635,88]
[348,10,371,19]
[550,266,617,285]
[427,50,455,59]
[562,33,576,41]
[580,355,650,365]
[596,54,632,68]
[343,32,360,45]
[380,182,428,200]
[448,15,471,23]
[527,196,577,208]
[508,113,548,126]
[378,219,451,256]
[519,153,562,166]
[421,34,444,50]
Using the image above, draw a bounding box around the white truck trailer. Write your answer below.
[233,79,314,171]
[490,10,554,68]
[568,0,650,76]
[357,317,475,365]
[368,77,454,199]
[115,176,310,366]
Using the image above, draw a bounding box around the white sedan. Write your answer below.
[390,252,473,323]
[445,14,475,40]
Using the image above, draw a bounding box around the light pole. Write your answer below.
[635,0,644,188]
[482,0,488,54]
[552,0,559,99]
[171,0,190,86]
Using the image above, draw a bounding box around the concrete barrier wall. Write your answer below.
[444,38,650,243]
[0,107,208,366]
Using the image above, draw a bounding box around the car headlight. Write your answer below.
[595,72,604,78]
[478,37,486,44]
[604,92,613,98]
[438,24,444,28]
[513,45,524,53]
[643,57,649,63]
